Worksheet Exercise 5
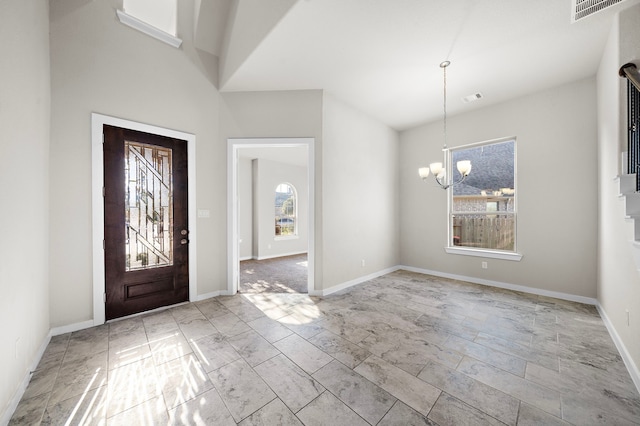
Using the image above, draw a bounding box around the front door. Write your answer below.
[103,125,189,320]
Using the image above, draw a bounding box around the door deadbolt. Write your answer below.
[180,229,189,236]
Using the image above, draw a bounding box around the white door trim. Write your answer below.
[91,113,197,325]
[228,138,315,295]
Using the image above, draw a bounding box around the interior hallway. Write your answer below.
[10,271,640,425]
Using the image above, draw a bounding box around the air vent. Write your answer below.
[462,93,483,104]
[571,0,628,22]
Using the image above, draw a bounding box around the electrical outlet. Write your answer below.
[15,337,20,360]
[627,309,630,326]
[481,261,488,269]
[361,259,366,267]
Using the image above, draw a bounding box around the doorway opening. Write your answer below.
[228,138,315,296]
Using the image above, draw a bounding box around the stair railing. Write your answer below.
[620,63,640,191]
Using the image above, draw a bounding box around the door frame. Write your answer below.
[91,113,197,325]
[227,138,315,295]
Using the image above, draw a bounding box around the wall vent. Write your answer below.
[571,0,628,22]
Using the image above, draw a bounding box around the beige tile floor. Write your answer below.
[9,271,640,425]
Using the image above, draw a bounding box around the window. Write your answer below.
[123,0,177,35]
[448,138,520,260]
[275,183,297,237]
[117,0,182,48]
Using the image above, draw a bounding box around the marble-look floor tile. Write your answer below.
[277,312,325,339]
[354,355,440,416]
[106,395,169,426]
[317,313,373,344]
[177,316,218,341]
[312,360,396,425]
[226,329,280,367]
[9,393,49,425]
[195,298,231,319]
[308,330,370,369]
[247,316,293,343]
[418,360,519,425]
[254,354,325,413]
[170,303,204,323]
[457,356,561,417]
[377,401,436,426]
[109,317,146,344]
[209,312,252,337]
[474,332,559,371]
[562,395,640,426]
[218,296,266,322]
[208,358,276,422]
[296,392,369,426]
[414,314,479,341]
[168,388,235,426]
[36,334,69,372]
[156,353,214,410]
[109,338,151,370]
[237,398,303,426]
[41,385,107,426]
[274,333,333,374]
[190,332,241,373]
[148,331,193,365]
[65,325,109,362]
[48,350,108,407]
[445,334,526,377]
[105,357,161,418]
[358,327,462,375]
[22,367,58,401]
[427,392,505,426]
[12,270,640,426]
[516,402,570,426]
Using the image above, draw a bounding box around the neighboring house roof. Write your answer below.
[452,141,515,196]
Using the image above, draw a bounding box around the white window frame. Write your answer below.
[445,137,523,261]
[275,182,298,239]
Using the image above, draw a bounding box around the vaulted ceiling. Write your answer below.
[199,0,640,131]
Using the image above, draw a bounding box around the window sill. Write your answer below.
[275,235,299,241]
[445,247,523,261]
[116,10,182,48]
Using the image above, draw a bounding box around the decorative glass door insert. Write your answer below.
[125,141,173,270]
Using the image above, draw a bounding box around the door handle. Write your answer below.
[180,238,189,245]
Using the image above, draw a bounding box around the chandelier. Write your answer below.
[418,61,472,189]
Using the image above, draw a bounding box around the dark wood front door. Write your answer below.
[103,125,189,320]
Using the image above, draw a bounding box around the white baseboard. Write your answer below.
[596,303,640,394]
[256,251,307,261]
[1,331,52,425]
[50,319,96,336]
[314,266,401,297]
[195,290,222,301]
[399,265,598,305]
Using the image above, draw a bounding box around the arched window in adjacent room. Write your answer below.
[275,183,297,237]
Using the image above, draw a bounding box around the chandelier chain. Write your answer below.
[443,62,447,150]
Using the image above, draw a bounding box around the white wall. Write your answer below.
[597,4,640,380]
[238,156,253,259]
[49,0,224,326]
[322,94,400,289]
[253,158,308,259]
[400,78,598,298]
[0,0,51,419]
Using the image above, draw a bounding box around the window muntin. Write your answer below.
[449,138,516,252]
[275,183,297,236]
